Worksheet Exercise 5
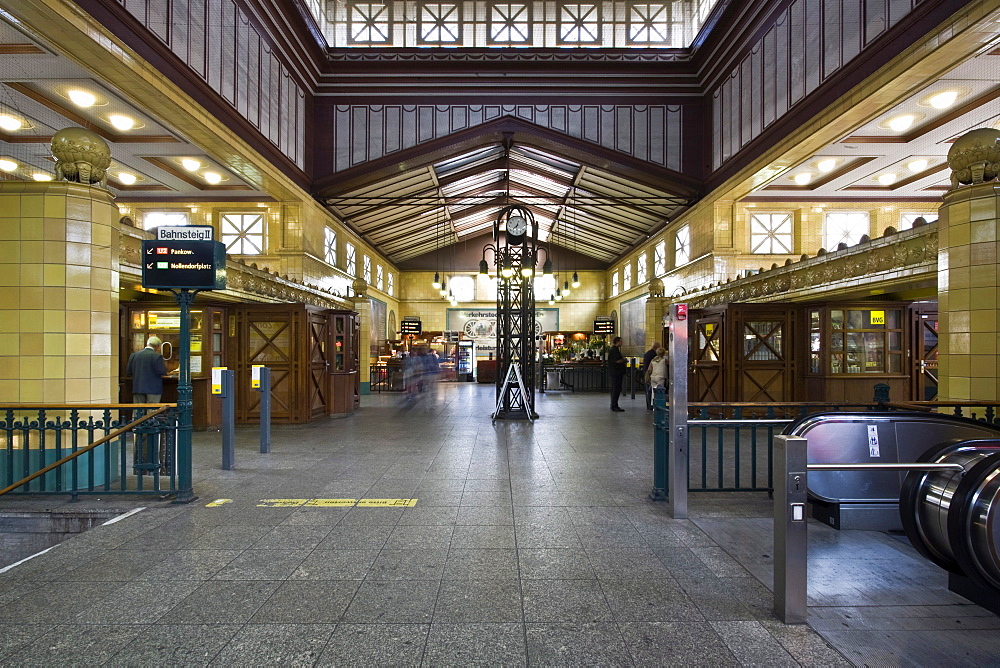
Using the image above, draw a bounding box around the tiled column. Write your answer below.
[645,297,665,349]
[353,295,372,395]
[937,182,1000,401]
[0,181,119,403]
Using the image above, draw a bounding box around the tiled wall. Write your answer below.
[0,182,119,403]
[937,183,1000,401]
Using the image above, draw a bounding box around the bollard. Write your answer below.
[668,304,689,519]
[650,386,668,499]
[773,434,808,624]
[254,365,271,453]
[215,368,236,470]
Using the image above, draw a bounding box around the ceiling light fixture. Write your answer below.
[907,159,929,173]
[0,159,17,172]
[118,172,137,185]
[793,172,813,185]
[816,158,837,173]
[181,158,201,171]
[562,279,570,297]
[877,173,897,186]
[32,173,52,181]
[928,90,958,109]
[67,89,96,107]
[0,115,22,132]
[109,114,135,131]
[887,114,915,132]
[203,171,222,184]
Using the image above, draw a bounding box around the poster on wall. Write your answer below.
[447,308,559,356]
[620,297,646,353]
[369,297,387,354]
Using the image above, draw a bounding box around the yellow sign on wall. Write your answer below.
[870,311,885,326]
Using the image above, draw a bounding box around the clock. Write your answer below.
[506,214,527,239]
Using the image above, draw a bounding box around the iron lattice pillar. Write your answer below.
[495,244,536,419]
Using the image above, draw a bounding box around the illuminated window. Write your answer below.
[143,211,188,230]
[387,272,394,296]
[611,271,619,297]
[654,240,666,276]
[623,264,632,291]
[346,243,357,275]
[559,3,600,44]
[377,264,384,291]
[348,3,391,43]
[324,227,337,265]
[824,212,869,249]
[220,213,264,255]
[636,254,647,284]
[750,213,793,254]
[534,274,556,298]
[675,225,690,267]
[363,254,372,282]
[900,212,934,230]
[628,3,669,44]
[489,2,530,43]
[450,275,475,301]
[419,3,461,43]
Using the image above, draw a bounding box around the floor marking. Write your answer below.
[304,499,357,507]
[102,507,147,525]
[205,499,232,507]
[356,498,418,507]
[257,499,308,507]
[0,544,58,574]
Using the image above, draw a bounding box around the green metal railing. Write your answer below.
[0,404,178,498]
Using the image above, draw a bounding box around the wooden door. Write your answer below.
[911,308,939,401]
[732,310,795,402]
[691,312,724,402]
[307,311,331,418]
[239,309,296,423]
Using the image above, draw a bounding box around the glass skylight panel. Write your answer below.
[824,212,869,249]
[675,224,690,266]
[654,240,666,276]
[324,227,337,265]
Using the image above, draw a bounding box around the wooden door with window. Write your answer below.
[730,306,796,402]
[308,310,332,419]
[691,311,724,402]
[911,306,938,401]
[238,307,296,423]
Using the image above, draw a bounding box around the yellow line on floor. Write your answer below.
[254,498,418,508]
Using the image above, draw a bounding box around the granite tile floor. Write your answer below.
[0,382,997,666]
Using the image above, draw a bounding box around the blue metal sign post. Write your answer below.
[171,288,199,503]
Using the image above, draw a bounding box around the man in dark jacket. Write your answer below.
[608,336,626,411]
[642,341,661,410]
[127,336,168,402]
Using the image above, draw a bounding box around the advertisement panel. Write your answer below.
[446,308,559,356]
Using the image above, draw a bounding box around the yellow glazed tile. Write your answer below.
[43,240,66,264]
[65,356,90,379]
[0,355,19,378]
[20,240,43,263]
[65,264,89,288]
[66,333,91,356]
[0,333,17,355]
[65,378,90,401]
[43,264,66,287]
[43,218,65,241]
[19,264,42,286]
[19,311,42,333]
[43,333,65,355]
[20,333,43,355]
[43,287,66,309]
[18,356,43,380]
[65,288,91,311]
[65,310,90,332]
[20,195,43,218]
[42,378,65,402]
[18,379,43,402]
[43,356,65,379]
[43,195,66,219]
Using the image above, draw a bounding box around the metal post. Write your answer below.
[221,369,235,470]
[258,366,271,453]
[774,434,808,624]
[650,385,668,499]
[171,288,198,504]
[668,304,689,519]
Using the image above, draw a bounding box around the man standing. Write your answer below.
[608,336,626,411]
[127,336,168,403]
[642,341,661,410]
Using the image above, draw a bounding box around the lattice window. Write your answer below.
[628,3,670,44]
[636,254,647,284]
[654,240,666,276]
[750,213,793,254]
[489,2,531,43]
[142,211,188,230]
[900,212,935,230]
[377,264,384,291]
[559,3,600,44]
[348,3,392,43]
[346,243,357,275]
[450,275,475,302]
[221,213,264,255]
[419,3,461,43]
[387,272,394,296]
[611,272,619,297]
[623,264,632,291]
[675,225,690,267]
[534,274,556,300]
[324,227,337,265]
[363,254,372,282]
[824,212,869,250]
[744,321,783,361]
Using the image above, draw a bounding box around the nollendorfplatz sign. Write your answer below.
[141,239,227,290]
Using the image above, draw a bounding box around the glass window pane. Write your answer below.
[886,309,901,329]
[810,332,821,353]
[750,213,793,254]
[809,309,820,329]
[831,353,844,374]
[824,211,869,249]
[847,310,864,329]
[889,331,901,351]
[831,332,844,350]
[889,353,902,373]
[810,353,820,374]
[831,310,844,329]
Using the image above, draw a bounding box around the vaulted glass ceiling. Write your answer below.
[301,1,722,49]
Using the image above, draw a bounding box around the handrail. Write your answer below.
[0,405,173,497]
[0,403,174,409]
[809,463,964,472]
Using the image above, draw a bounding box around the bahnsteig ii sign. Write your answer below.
[446,308,559,355]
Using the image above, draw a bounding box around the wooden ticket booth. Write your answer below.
[121,302,359,428]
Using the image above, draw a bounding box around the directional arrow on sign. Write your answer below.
[146,262,154,269]
[146,247,154,254]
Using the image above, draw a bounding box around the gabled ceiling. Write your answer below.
[317,121,698,266]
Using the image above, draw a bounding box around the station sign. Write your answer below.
[594,318,615,334]
[156,225,215,241]
[141,238,227,290]
[400,318,422,335]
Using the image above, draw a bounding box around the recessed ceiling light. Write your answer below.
[928,90,958,109]
[181,158,201,171]
[0,159,17,172]
[816,158,837,173]
[32,173,52,181]
[203,171,222,184]
[907,159,929,172]
[118,172,137,185]
[0,115,22,132]
[887,114,915,132]
[877,173,897,185]
[109,114,135,131]
[67,89,96,107]
[793,172,812,185]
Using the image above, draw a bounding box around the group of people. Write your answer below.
[402,347,441,396]
[607,337,668,412]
